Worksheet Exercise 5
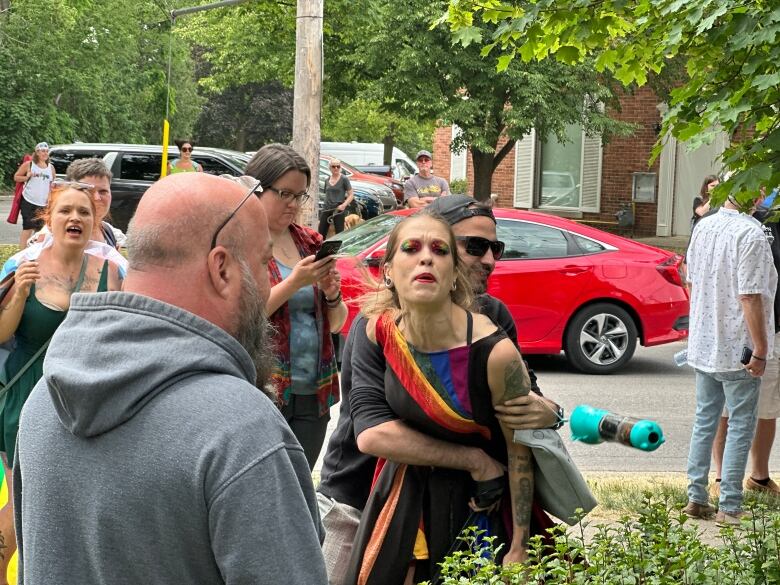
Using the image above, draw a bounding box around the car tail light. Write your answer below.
[656,255,685,287]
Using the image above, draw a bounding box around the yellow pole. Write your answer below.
[160,119,170,178]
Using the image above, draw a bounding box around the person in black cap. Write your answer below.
[316,195,563,585]
[403,149,450,208]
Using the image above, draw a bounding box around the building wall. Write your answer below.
[433,86,664,237]
[596,86,662,236]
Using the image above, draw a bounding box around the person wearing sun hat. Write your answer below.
[403,149,450,208]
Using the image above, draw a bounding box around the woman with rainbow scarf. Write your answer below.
[345,210,542,585]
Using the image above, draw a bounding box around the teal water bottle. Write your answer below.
[570,404,665,452]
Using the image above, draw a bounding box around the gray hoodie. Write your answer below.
[14,292,327,585]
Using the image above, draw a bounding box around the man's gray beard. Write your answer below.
[236,259,276,400]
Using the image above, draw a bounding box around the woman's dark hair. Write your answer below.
[245,144,311,189]
[700,174,719,199]
[174,138,195,151]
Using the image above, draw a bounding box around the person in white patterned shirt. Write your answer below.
[683,194,777,526]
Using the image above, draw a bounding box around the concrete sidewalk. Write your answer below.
[634,235,689,252]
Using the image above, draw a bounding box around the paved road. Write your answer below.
[0,197,21,245]
[315,341,780,473]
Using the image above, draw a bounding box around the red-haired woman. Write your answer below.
[0,182,123,466]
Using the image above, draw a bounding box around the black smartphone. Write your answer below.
[315,240,342,261]
[741,346,753,365]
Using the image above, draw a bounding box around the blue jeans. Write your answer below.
[687,369,760,514]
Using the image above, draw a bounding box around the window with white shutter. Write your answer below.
[513,129,535,208]
[579,132,602,212]
[449,125,468,181]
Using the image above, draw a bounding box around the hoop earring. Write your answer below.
[385,277,394,289]
[451,281,457,291]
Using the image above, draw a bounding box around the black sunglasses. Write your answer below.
[210,178,263,251]
[455,236,505,260]
[181,146,193,152]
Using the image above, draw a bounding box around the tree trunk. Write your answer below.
[235,126,247,152]
[471,149,495,201]
[382,133,394,166]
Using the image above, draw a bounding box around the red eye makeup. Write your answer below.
[430,240,450,256]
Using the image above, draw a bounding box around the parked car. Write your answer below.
[320,141,417,175]
[320,155,401,208]
[49,143,252,230]
[540,171,580,208]
[329,208,689,374]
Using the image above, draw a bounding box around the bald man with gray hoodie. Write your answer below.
[13,173,327,585]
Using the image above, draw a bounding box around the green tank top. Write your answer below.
[169,159,200,174]
[0,257,109,463]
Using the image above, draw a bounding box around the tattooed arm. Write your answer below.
[487,338,534,565]
[0,262,40,343]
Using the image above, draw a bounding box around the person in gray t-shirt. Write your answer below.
[404,149,449,208]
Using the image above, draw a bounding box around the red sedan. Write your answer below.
[331,208,689,374]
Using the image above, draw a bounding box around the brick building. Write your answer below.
[434,86,726,237]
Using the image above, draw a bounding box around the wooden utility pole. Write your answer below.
[292,0,323,229]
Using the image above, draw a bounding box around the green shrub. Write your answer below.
[0,245,17,268]
[449,179,469,195]
[420,494,780,584]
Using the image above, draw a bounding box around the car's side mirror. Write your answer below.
[364,247,386,267]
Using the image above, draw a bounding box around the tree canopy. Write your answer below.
[329,0,631,199]
[443,0,780,204]
[0,0,201,177]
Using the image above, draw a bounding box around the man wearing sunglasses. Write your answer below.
[14,173,328,585]
[316,194,562,585]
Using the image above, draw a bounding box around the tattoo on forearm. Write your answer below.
[513,453,533,474]
[514,477,533,526]
[502,359,532,402]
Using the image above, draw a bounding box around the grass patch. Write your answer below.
[586,472,780,515]
[0,244,17,267]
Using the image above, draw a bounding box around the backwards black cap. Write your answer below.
[427,195,496,226]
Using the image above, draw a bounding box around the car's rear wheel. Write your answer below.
[564,303,638,374]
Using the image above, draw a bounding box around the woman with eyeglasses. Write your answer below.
[318,159,354,238]
[13,142,55,249]
[167,139,203,174]
[345,210,536,585]
[245,144,346,469]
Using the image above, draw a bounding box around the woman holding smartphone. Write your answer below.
[245,144,347,468]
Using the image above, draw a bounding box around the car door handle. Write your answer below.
[558,265,589,276]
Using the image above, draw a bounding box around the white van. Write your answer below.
[320,142,418,178]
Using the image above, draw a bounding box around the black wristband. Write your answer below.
[753,355,767,361]
[325,291,342,306]
[550,404,565,431]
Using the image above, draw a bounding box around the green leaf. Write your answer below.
[751,72,780,92]
[452,25,483,47]
[496,53,514,71]
[554,45,581,64]
[594,48,618,72]
[480,42,497,57]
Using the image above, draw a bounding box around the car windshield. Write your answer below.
[329,213,403,255]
